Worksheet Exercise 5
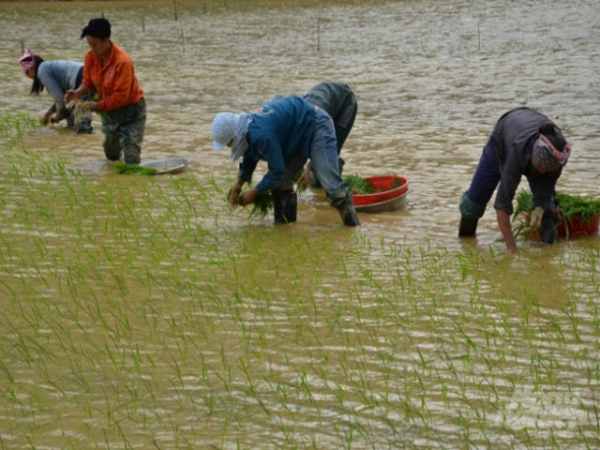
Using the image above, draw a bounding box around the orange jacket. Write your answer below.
[82,41,144,111]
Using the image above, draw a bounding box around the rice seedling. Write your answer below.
[513,189,600,223]
[2,16,600,450]
[344,174,404,194]
[234,188,275,218]
[344,174,377,194]
[115,162,158,175]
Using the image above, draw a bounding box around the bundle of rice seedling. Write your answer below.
[513,190,600,223]
[72,100,91,124]
[115,162,158,175]
[245,190,274,218]
[513,190,534,219]
[344,174,376,194]
[555,192,600,223]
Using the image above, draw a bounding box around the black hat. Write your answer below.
[81,18,111,40]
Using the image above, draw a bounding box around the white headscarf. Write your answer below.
[211,112,253,162]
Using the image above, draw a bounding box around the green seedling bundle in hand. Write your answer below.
[235,189,275,219]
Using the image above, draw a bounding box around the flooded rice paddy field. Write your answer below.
[1,0,600,448]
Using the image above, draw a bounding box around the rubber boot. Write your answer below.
[336,200,360,227]
[273,189,297,224]
[77,119,93,135]
[458,194,485,237]
[459,217,479,237]
[66,110,76,130]
[539,210,560,243]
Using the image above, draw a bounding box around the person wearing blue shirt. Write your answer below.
[211,95,360,227]
[19,50,92,134]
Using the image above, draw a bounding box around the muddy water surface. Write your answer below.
[1,0,600,449]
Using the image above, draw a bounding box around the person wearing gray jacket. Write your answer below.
[303,82,357,187]
[459,107,571,254]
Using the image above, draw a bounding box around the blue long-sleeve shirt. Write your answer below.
[237,96,316,192]
[37,60,83,112]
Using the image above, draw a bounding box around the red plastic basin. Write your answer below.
[352,176,410,206]
[525,212,600,238]
[558,213,600,237]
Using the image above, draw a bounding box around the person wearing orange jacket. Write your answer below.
[65,18,146,164]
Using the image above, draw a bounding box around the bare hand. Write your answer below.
[239,188,258,206]
[297,166,311,188]
[64,90,78,107]
[227,184,243,207]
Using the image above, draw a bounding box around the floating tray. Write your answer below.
[139,157,189,175]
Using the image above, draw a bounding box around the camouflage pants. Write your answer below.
[101,99,146,164]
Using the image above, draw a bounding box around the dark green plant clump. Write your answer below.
[391,176,404,189]
[246,190,274,218]
[514,190,600,223]
[344,175,377,194]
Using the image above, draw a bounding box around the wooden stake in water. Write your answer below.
[174,0,178,21]
[317,17,320,52]
[478,21,481,51]
[180,21,186,53]
[20,40,24,54]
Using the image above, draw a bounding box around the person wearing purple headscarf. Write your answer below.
[19,49,92,133]
[458,107,571,254]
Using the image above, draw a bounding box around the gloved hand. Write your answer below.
[526,206,544,232]
[227,182,243,207]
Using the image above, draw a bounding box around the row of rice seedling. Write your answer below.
[1,112,600,448]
